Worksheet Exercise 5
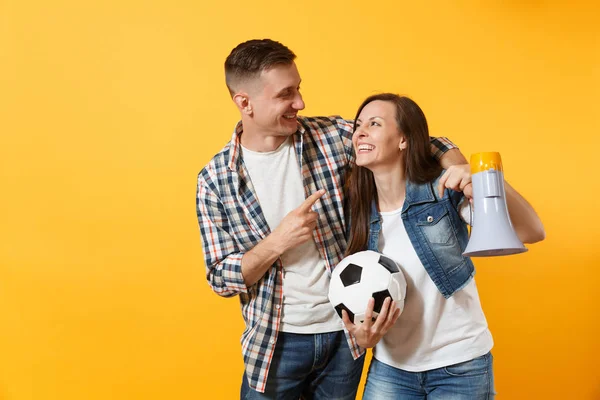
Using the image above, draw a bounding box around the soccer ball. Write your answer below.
[329,250,407,325]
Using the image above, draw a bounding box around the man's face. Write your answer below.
[247,62,305,137]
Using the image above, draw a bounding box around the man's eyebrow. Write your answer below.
[276,87,293,96]
[275,80,302,96]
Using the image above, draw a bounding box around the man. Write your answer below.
[196,39,466,399]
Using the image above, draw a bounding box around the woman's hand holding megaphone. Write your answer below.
[438,164,473,199]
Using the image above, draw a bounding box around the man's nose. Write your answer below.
[294,94,305,110]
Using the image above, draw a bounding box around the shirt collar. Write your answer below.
[227,119,305,172]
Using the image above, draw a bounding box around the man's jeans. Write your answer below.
[363,352,495,400]
[241,331,365,400]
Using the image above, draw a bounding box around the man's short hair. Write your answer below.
[224,39,296,95]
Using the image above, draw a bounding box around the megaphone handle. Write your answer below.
[470,201,474,227]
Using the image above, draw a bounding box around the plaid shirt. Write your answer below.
[196,116,456,393]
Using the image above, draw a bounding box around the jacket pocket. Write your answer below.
[415,204,467,275]
[416,206,457,246]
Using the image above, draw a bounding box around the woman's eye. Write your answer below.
[370,121,380,127]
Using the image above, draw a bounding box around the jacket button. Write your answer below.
[427,216,434,223]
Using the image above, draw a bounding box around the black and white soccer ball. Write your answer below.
[329,250,407,325]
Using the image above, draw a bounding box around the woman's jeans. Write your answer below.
[241,330,365,400]
[363,352,495,400]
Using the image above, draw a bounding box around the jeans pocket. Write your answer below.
[443,353,490,377]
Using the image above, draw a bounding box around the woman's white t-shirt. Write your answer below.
[374,204,494,371]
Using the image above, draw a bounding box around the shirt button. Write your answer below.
[270,339,276,344]
[275,305,281,310]
[427,216,434,223]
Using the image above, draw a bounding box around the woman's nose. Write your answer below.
[355,127,367,138]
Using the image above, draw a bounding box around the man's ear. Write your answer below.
[233,92,253,115]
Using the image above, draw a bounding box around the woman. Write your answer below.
[341,93,545,399]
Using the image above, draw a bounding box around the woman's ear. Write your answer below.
[398,136,408,151]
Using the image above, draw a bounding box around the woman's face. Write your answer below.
[353,100,406,170]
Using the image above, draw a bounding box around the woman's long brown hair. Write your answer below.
[345,93,443,256]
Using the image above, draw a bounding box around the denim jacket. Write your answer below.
[367,174,475,298]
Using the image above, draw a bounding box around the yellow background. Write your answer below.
[1,0,599,399]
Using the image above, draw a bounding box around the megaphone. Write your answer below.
[463,152,527,257]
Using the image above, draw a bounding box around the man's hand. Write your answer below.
[240,189,326,286]
[438,164,473,199]
[270,189,326,255]
[341,297,400,349]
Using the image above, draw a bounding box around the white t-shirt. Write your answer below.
[374,202,493,371]
[241,137,342,334]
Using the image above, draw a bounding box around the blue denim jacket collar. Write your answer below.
[370,201,380,224]
[404,179,438,208]
[370,179,438,221]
